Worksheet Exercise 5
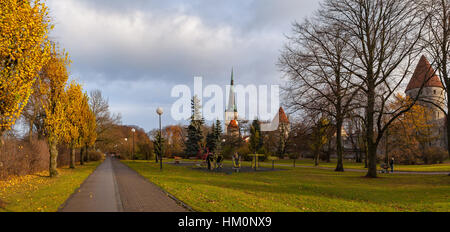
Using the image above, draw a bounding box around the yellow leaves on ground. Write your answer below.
[0,0,52,132]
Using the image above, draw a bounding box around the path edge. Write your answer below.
[119,160,195,212]
[56,159,105,212]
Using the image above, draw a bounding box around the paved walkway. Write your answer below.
[60,157,187,212]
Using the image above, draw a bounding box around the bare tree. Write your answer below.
[280,19,359,172]
[89,89,121,148]
[322,0,429,177]
[421,0,450,160]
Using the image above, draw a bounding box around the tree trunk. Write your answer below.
[85,145,89,162]
[366,81,378,178]
[80,147,84,165]
[314,150,319,166]
[446,89,450,160]
[335,118,344,172]
[0,130,4,148]
[70,147,75,169]
[49,141,59,177]
[28,119,33,142]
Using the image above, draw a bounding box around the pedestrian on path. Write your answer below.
[390,157,395,173]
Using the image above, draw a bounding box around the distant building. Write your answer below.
[405,55,447,149]
[225,68,238,135]
[227,118,240,137]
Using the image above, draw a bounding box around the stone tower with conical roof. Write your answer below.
[225,68,239,134]
[405,55,447,149]
[405,55,445,121]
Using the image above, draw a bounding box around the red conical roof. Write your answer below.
[228,119,239,128]
[406,55,443,91]
[279,107,289,124]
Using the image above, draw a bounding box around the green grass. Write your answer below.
[257,159,450,172]
[123,160,450,212]
[167,158,450,172]
[0,161,101,212]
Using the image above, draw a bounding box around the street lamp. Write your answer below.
[131,128,136,160]
[156,107,164,170]
[124,138,128,159]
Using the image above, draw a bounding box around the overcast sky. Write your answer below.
[45,0,321,131]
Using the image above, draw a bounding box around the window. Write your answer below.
[434,90,436,94]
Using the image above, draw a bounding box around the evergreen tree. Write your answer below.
[206,123,216,152]
[214,119,223,155]
[153,131,165,161]
[249,119,263,153]
[277,125,287,158]
[184,96,204,157]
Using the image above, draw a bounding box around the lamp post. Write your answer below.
[124,138,128,159]
[131,128,136,160]
[156,107,164,170]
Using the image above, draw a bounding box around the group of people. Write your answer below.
[204,149,224,171]
[381,157,395,173]
[203,150,241,172]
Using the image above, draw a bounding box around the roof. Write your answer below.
[406,55,443,91]
[228,119,239,128]
[278,107,289,124]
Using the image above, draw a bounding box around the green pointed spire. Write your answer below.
[231,67,234,85]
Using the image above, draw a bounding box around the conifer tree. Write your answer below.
[249,119,263,153]
[184,96,204,157]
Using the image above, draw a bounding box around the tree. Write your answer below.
[38,45,71,177]
[310,117,331,166]
[80,96,97,164]
[280,18,359,171]
[388,94,437,164]
[322,0,428,177]
[89,89,121,150]
[0,0,51,139]
[153,131,164,161]
[63,81,85,169]
[206,123,217,153]
[249,119,263,154]
[421,0,450,160]
[184,96,204,157]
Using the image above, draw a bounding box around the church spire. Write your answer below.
[226,68,237,113]
[231,67,234,85]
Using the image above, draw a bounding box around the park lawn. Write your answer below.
[0,161,101,212]
[164,158,450,172]
[276,159,450,172]
[123,160,450,212]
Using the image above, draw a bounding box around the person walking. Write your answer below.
[389,157,395,173]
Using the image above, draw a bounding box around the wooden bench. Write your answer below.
[174,156,182,164]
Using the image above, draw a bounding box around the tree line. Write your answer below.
[279,0,450,177]
[0,0,119,177]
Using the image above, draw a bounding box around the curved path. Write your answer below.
[59,157,187,212]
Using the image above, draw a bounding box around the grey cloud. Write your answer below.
[47,0,320,130]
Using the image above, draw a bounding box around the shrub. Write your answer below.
[422,147,447,164]
[88,151,104,161]
[0,139,49,180]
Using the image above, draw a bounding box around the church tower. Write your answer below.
[405,55,445,121]
[225,68,238,134]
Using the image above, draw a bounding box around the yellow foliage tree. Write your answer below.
[38,44,70,177]
[80,96,97,164]
[0,0,52,138]
[63,81,84,169]
[388,94,436,164]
